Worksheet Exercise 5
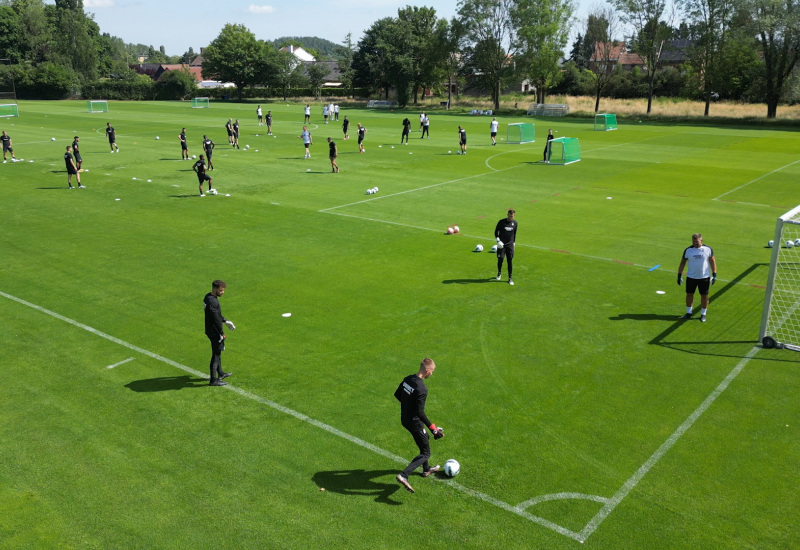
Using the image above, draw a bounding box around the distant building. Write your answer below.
[589,40,693,73]
[279,45,316,62]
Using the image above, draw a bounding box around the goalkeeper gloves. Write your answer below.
[711,273,717,285]
[677,274,683,285]
[430,424,444,440]
[225,320,236,330]
[496,238,504,249]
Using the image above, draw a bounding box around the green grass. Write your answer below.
[2,100,799,549]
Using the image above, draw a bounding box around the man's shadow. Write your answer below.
[312,469,402,505]
[125,376,207,392]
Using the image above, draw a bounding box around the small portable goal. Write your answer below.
[545,137,581,165]
[0,103,19,118]
[87,100,109,113]
[594,113,618,131]
[192,97,210,109]
[506,122,535,144]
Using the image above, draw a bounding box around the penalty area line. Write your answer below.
[106,357,134,369]
[0,289,581,540]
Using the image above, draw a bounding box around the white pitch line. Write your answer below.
[579,345,761,541]
[713,159,800,201]
[106,357,134,369]
[0,289,581,539]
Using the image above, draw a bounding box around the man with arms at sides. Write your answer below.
[65,145,84,189]
[421,114,430,139]
[232,119,240,149]
[401,117,410,144]
[203,280,235,386]
[304,104,311,124]
[1,130,15,163]
[266,111,273,135]
[179,128,190,160]
[202,135,215,170]
[106,122,119,153]
[677,233,717,322]
[225,118,234,146]
[257,105,263,126]
[328,137,339,173]
[342,116,350,140]
[543,128,554,163]
[299,126,312,159]
[495,209,518,285]
[490,117,499,146]
[71,136,82,170]
[394,358,444,493]
[457,125,467,155]
[193,154,213,197]
[357,123,367,153]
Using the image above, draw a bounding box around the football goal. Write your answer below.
[759,204,800,350]
[0,103,19,118]
[506,123,535,144]
[87,100,108,113]
[544,137,581,165]
[594,113,618,131]
[192,97,210,109]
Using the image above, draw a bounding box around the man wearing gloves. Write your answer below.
[203,280,236,386]
[495,209,518,285]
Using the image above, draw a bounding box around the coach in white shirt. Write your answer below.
[677,233,717,322]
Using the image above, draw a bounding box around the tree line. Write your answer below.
[0,0,798,117]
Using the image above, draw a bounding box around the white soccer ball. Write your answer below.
[209,189,218,195]
[447,227,454,235]
[374,187,379,192]
[491,245,498,253]
[794,238,800,246]
[787,240,795,248]
[475,244,483,252]
[366,189,373,195]
[51,137,56,141]
[444,459,460,477]
[245,145,250,149]
[192,155,196,159]
[453,226,460,233]
[156,136,160,140]
[768,240,775,248]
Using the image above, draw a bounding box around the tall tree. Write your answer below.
[51,0,97,80]
[431,17,465,107]
[334,32,356,98]
[612,0,675,113]
[584,7,622,112]
[202,24,264,101]
[397,6,440,103]
[515,0,574,104]
[457,0,519,110]
[680,0,737,114]
[269,49,304,101]
[353,17,396,99]
[748,0,800,117]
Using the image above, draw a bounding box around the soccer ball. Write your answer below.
[209,189,218,195]
[491,245,498,253]
[444,459,460,477]
[787,240,795,248]
[155,136,160,140]
[192,155,196,159]
[447,227,454,235]
[768,240,775,248]
[366,189,373,195]
[374,187,379,192]
[51,137,56,141]
[475,244,483,252]
[453,226,460,233]
[795,239,800,246]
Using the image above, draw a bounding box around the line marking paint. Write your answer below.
[106,357,134,369]
[713,159,800,201]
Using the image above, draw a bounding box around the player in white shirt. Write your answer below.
[304,104,311,123]
[677,233,717,322]
[490,118,499,145]
[323,105,329,124]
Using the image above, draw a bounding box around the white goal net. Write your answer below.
[759,204,800,350]
[192,97,210,109]
[0,103,19,117]
[87,100,108,113]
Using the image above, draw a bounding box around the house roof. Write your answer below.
[279,45,316,62]
[591,42,626,61]
[157,64,203,82]
[618,52,646,66]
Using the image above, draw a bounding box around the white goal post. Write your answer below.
[759,204,800,350]
[506,122,535,144]
[0,103,19,117]
[87,100,108,113]
[192,97,210,109]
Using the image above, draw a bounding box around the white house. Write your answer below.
[279,45,316,62]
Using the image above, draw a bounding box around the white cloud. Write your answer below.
[84,0,115,7]
[248,4,275,13]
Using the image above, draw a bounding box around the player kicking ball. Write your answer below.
[193,154,214,196]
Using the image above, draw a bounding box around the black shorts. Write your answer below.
[181,143,188,150]
[303,142,311,148]
[205,150,213,159]
[358,138,364,144]
[497,243,515,260]
[491,132,497,137]
[460,139,467,145]
[74,152,82,162]
[197,173,211,183]
[67,168,77,175]
[108,139,115,144]
[226,130,233,136]
[2,145,11,152]
[686,277,711,295]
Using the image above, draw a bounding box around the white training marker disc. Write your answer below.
[282,313,291,317]
[606,197,612,199]
[147,179,152,182]
[656,290,666,295]
[115,198,120,201]
[225,194,230,197]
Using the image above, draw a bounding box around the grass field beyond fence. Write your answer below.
[2,100,799,549]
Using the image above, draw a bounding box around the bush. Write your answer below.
[82,76,154,100]
[155,69,198,100]
[3,62,78,99]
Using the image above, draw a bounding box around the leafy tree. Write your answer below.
[569,33,587,68]
[334,32,356,98]
[515,0,574,104]
[12,0,51,64]
[747,0,800,117]
[353,17,395,99]
[458,0,520,110]
[612,0,676,113]
[155,67,197,100]
[397,6,441,103]
[180,47,196,64]
[50,0,97,81]
[0,5,21,63]
[305,62,329,98]
[270,49,304,100]
[202,23,264,101]
[431,17,466,107]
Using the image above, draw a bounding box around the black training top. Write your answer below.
[193,158,206,175]
[394,374,432,428]
[1,134,11,147]
[495,218,518,245]
[72,139,80,153]
[64,151,74,170]
[203,292,226,340]
[402,118,411,132]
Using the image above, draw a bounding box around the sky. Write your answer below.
[68,0,592,57]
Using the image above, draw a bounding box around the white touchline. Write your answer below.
[713,159,800,201]
[106,357,134,369]
[579,345,761,541]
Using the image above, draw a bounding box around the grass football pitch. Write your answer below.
[2,100,799,549]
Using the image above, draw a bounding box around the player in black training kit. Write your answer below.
[401,118,410,144]
[193,154,213,196]
[2,130,16,162]
[495,209,518,285]
[266,111,273,135]
[232,119,240,149]
[225,119,233,146]
[357,123,366,153]
[342,116,349,140]
[106,122,119,152]
[203,280,235,386]
[179,128,189,160]
[394,358,444,493]
[64,145,84,189]
[71,136,82,169]
[202,135,215,170]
